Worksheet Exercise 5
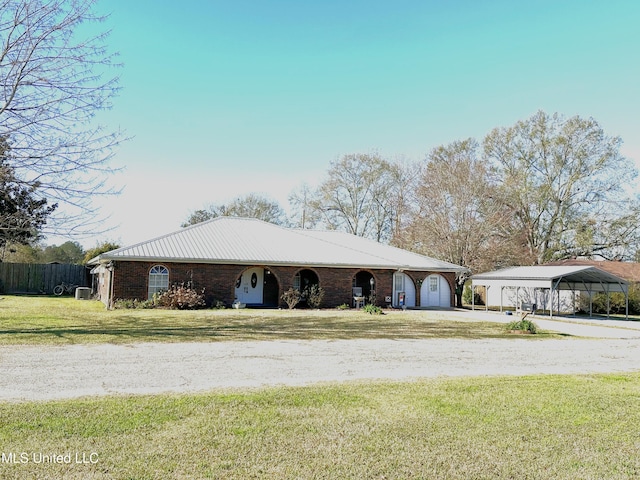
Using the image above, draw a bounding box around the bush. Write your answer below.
[462,284,483,305]
[578,284,640,315]
[281,288,301,309]
[211,300,226,310]
[362,304,384,315]
[506,318,538,334]
[156,282,206,310]
[336,303,350,310]
[113,298,156,309]
[303,284,325,309]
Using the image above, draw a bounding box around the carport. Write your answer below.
[471,265,629,319]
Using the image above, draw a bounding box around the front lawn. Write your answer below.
[0,295,556,345]
[0,374,638,479]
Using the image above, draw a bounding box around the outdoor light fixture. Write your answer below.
[370,277,375,288]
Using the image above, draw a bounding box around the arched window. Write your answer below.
[148,265,169,299]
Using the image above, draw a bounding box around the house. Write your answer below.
[471,264,629,318]
[88,217,468,309]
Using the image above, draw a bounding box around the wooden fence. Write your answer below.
[0,263,89,294]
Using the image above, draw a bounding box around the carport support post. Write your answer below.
[471,284,475,311]
[626,288,629,320]
[485,286,489,312]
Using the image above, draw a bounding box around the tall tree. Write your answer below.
[288,183,321,229]
[0,0,122,235]
[82,240,120,264]
[397,139,515,306]
[484,111,639,264]
[303,153,406,242]
[41,240,84,264]
[0,140,56,254]
[0,242,41,262]
[182,193,288,227]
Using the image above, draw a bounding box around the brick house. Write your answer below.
[88,217,467,309]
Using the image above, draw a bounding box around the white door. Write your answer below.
[420,274,451,307]
[392,272,416,307]
[235,267,264,305]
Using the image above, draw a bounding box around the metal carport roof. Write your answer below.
[471,265,629,318]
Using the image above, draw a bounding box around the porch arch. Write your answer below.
[420,274,452,307]
[234,266,280,307]
[392,272,416,307]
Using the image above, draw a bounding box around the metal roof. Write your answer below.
[472,265,628,292]
[546,259,640,283]
[90,217,467,272]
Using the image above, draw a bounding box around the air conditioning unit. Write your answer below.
[75,287,91,300]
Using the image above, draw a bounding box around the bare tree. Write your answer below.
[397,139,514,306]
[182,193,288,227]
[0,0,122,235]
[288,182,320,229]
[304,153,405,242]
[484,111,639,264]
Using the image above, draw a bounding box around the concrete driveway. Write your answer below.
[456,308,640,339]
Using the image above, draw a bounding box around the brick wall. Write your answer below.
[107,261,457,309]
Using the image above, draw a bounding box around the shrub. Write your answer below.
[211,300,226,310]
[506,318,538,334]
[156,282,206,310]
[303,284,325,309]
[281,288,301,309]
[462,284,483,306]
[336,303,350,310]
[113,298,156,309]
[578,284,640,315]
[362,304,384,315]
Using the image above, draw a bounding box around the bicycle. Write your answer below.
[53,282,78,296]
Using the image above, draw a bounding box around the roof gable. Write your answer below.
[92,217,466,272]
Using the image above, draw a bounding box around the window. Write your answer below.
[293,273,301,290]
[430,276,438,292]
[394,273,404,292]
[148,265,169,299]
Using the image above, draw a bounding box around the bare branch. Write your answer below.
[0,0,124,237]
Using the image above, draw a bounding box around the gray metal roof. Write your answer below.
[90,217,467,272]
[472,265,628,292]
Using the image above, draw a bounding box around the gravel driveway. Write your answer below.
[2,336,640,402]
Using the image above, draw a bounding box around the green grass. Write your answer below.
[0,295,557,345]
[0,374,639,479]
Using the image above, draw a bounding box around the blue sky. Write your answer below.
[74,0,640,248]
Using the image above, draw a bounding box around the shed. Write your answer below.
[471,265,629,318]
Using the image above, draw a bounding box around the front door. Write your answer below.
[235,267,264,305]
